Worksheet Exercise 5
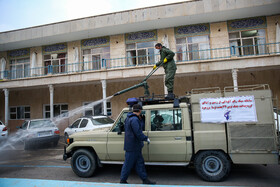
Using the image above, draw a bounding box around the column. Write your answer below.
[232,69,238,92]
[101,80,107,115]
[49,85,54,120]
[164,75,168,95]
[3,89,9,127]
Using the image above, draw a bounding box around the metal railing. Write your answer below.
[0,42,279,81]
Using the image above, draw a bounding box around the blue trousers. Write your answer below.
[120,150,147,181]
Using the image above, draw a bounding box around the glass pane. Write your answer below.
[25,113,30,119]
[111,112,128,132]
[54,105,60,117]
[241,30,258,38]
[44,55,51,60]
[199,43,210,59]
[137,49,147,65]
[79,119,88,128]
[151,109,182,131]
[148,48,155,64]
[242,38,254,55]
[72,119,81,128]
[188,43,199,60]
[229,32,240,39]
[137,41,154,49]
[126,43,135,50]
[61,105,68,111]
[10,60,16,64]
[10,113,16,119]
[91,117,114,125]
[188,35,209,43]
[24,64,30,77]
[94,103,102,115]
[52,60,59,74]
[85,110,93,116]
[17,107,24,119]
[91,48,103,54]
[103,47,110,53]
[92,55,101,70]
[16,64,23,78]
[255,37,267,55]
[25,107,30,112]
[176,38,186,44]
[127,51,136,66]
[45,105,50,111]
[10,107,16,113]
[45,112,50,118]
[106,102,111,108]
[257,29,266,37]
[83,49,91,55]
[57,53,66,58]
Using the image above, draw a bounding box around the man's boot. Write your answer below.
[143,178,156,185]
[165,91,175,100]
[120,180,128,184]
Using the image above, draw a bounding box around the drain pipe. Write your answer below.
[3,88,9,128]
[232,69,238,92]
[49,85,54,120]
[101,80,107,115]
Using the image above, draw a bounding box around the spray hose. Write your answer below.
[113,64,162,96]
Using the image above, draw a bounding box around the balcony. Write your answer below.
[1,42,280,82]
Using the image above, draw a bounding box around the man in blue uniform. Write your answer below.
[120,104,156,185]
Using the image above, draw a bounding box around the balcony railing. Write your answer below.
[0,42,280,81]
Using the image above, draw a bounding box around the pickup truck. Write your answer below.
[63,84,280,181]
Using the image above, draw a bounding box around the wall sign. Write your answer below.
[8,48,30,59]
[81,36,110,49]
[200,95,257,123]
[125,30,157,44]
[43,43,67,55]
[174,23,210,38]
[228,17,266,31]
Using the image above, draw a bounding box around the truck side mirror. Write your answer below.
[117,122,124,135]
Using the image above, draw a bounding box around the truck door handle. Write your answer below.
[174,137,182,140]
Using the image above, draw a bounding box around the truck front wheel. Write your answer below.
[71,149,97,177]
[194,150,231,182]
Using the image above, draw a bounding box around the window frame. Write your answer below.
[10,57,30,79]
[83,101,112,116]
[176,34,210,62]
[43,103,68,119]
[43,53,68,75]
[9,105,31,120]
[126,41,156,66]
[229,29,267,56]
[82,46,110,70]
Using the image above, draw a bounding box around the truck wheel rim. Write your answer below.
[202,156,223,176]
[76,155,90,172]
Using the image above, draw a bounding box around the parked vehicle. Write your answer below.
[64,116,114,143]
[63,84,280,182]
[17,119,60,150]
[0,120,8,140]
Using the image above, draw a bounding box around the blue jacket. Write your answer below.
[124,112,148,152]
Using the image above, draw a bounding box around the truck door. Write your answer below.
[148,108,187,161]
[107,111,148,161]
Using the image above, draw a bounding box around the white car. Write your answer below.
[64,116,114,142]
[0,120,8,140]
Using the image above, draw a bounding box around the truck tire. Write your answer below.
[194,150,231,182]
[71,149,97,177]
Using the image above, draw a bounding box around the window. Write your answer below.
[229,29,267,56]
[43,53,67,74]
[176,35,210,61]
[82,47,110,70]
[21,121,28,129]
[9,106,30,119]
[10,58,30,79]
[44,104,68,118]
[71,119,81,128]
[126,41,156,66]
[111,112,128,132]
[79,119,88,128]
[151,109,182,131]
[83,101,112,116]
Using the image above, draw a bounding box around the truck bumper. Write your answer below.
[63,146,71,161]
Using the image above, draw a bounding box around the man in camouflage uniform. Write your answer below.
[153,43,177,99]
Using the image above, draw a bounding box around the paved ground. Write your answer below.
[0,137,280,187]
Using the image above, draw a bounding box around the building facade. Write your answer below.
[1,0,280,133]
